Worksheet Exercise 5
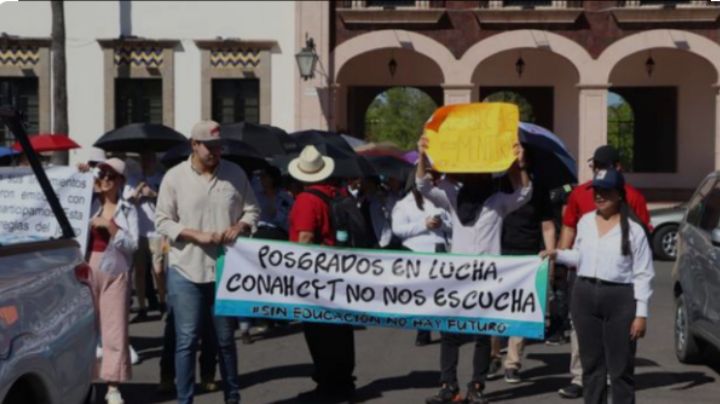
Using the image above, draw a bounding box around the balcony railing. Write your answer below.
[338,0,444,9]
[622,0,719,7]
[483,0,583,8]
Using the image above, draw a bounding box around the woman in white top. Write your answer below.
[392,186,451,253]
[392,184,452,346]
[87,158,139,404]
[543,168,653,404]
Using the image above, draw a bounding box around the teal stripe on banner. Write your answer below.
[215,299,545,340]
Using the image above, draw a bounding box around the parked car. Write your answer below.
[650,204,686,261]
[0,108,97,404]
[673,171,720,364]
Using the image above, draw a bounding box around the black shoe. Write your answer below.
[466,382,489,404]
[241,331,253,345]
[546,333,568,346]
[504,368,522,384]
[130,310,149,324]
[158,302,167,315]
[485,356,503,380]
[426,383,462,404]
[558,383,583,399]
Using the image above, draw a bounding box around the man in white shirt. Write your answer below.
[417,135,531,404]
[156,120,260,404]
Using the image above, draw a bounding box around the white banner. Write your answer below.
[0,166,93,252]
[216,239,549,338]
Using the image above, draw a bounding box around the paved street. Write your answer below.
[110,261,720,404]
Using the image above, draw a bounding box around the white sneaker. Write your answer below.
[129,345,140,365]
[96,345,103,360]
[105,388,124,404]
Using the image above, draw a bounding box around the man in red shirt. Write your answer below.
[557,145,650,399]
[287,145,356,402]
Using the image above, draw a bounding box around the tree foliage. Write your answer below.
[365,87,437,150]
[607,97,635,172]
[482,91,536,123]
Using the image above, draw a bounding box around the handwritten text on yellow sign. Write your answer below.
[425,103,519,173]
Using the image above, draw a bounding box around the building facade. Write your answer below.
[1,1,719,199]
[296,0,720,199]
[0,1,297,163]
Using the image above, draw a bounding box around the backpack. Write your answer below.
[302,189,375,248]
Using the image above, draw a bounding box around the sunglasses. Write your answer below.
[98,170,118,181]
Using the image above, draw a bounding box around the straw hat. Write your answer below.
[288,145,335,183]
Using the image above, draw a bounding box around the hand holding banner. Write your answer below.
[216,239,549,339]
[424,103,519,173]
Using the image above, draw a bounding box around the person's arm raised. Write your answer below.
[415,135,452,211]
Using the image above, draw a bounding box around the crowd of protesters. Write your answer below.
[2,118,656,404]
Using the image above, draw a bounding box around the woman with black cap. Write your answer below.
[543,167,654,404]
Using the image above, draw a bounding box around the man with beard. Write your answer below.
[417,135,531,404]
[156,120,260,404]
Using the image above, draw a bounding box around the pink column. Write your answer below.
[577,85,609,182]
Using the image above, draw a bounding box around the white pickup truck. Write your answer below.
[0,109,97,404]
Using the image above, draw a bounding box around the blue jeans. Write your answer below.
[167,268,239,404]
[159,306,217,382]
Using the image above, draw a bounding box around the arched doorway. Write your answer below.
[607,92,635,171]
[365,87,439,150]
[471,48,580,157]
[608,48,717,192]
[336,47,445,139]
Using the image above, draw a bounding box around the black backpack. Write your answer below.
[302,189,376,248]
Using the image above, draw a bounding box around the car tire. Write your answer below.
[675,294,702,364]
[653,225,679,261]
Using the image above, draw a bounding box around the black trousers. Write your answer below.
[548,264,571,337]
[571,278,637,404]
[303,322,356,391]
[439,332,491,386]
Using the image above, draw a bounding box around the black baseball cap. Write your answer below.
[592,167,625,191]
[589,145,620,167]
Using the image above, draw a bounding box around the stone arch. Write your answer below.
[458,30,593,84]
[597,29,720,85]
[333,30,456,83]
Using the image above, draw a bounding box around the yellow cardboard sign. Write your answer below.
[424,103,519,173]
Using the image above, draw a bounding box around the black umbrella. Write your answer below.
[94,123,187,152]
[272,142,376,179]
[220,122,300,158]
[161,139,269,174]
[365,155,414,182]
[518,122,578,189]
[291,130,355,154]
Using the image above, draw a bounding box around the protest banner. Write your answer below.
[425,102,519,173]
[0,166,93,252]
[216,238,549,339]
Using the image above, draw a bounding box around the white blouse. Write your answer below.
[391,192,451,253]
[557,211,654,317]
[90,198,139,276]
[417,175,532,255]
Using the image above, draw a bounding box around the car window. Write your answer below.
[697,180,720,233]
[686,177,716,228]
[0,122,92,249]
